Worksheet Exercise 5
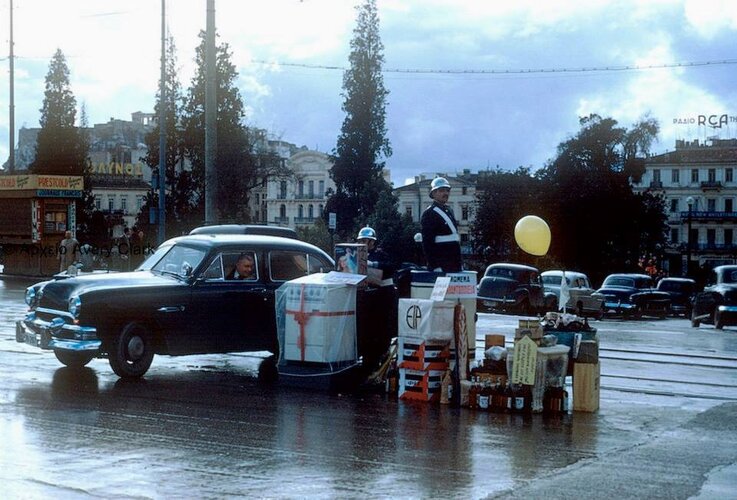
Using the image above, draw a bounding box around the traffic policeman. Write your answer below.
[420,177,463,272]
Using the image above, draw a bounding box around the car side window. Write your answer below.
[270,250,309,281]
[202,254,225,280]
[308,254,333,274]
[224,251,258,281]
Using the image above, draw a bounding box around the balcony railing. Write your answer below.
[273,217,290,225]
[294,217,317,224]
[701,181,722,190]
[649,180,663,188]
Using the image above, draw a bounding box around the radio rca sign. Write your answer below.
[672,114,737,128]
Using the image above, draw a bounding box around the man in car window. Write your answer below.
[227,253,255,280]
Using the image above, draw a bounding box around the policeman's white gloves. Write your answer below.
[368,260,378,268]
[433,267,443,272]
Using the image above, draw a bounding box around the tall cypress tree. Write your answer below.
[30,49,88,176]
[327,0,392,237]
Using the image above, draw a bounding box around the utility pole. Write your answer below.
[204,0,217,224]
[157,0,167,245]
[8,0,15,172]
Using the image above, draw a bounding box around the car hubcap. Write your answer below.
[126,335,145,361]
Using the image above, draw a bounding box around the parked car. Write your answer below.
[691,265,737,329]
[596,273,671,319]
[16,228,335,378]
[477,263,557,315]
[656,277,697,317]
[541,270,605,319]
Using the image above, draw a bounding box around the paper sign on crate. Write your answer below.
[511,336,538,385]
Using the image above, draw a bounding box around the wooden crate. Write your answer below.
[573,362,600,412]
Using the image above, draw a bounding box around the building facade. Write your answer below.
[634,138,737,276]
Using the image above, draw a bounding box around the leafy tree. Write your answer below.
[472,167,544,265]
[296,217,334,255]
[365,190,420,264]
[136,35,194,238]
[536,114,667,284]
[30,49,88,176]
[326,0,392,238]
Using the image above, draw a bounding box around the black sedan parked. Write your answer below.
[596,273,671,319]
[691,265,737,329]
[656,277,697,317]
[16,229,335,378]
[476,263,557,315]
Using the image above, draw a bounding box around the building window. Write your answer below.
[707,228,716,247]
[121,196,128,213]
[319,180,325,197]
[279,181,287,199]
[136,195,144,211]
[298,180,304,197]
[95,197,101,210]
[461,205,469,220]
[670,228,679,244]
[652,169,661,182]
[670,199,679,213]
[298,205,304,218]
[726,199,734,212]
[308,205,314,219]
[279,204,286,218]
[108,196,115,211]
[708,168,716,182]
[462,186,468,195]
[707,198,716,212]
[318,204,324,215]
[691,169,699,183]
[671,169,679,183]
[725,229,733,247]
[405,205,413,218]
[308,180,314,197]
[727,168,734,183]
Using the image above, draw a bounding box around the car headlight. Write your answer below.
[69,295,81,319]
[25,287,36,306]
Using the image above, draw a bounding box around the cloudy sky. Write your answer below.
[1,0,736,185]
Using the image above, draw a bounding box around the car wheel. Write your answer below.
[576,302,584,317]
[54,350,95,368]
[633,306,643,320]
[594,304,605,321]
[519,298,532,316]
[108,322,155,378]
[691,308,701,328]
[258,355,279,383]
[715,310,724,330]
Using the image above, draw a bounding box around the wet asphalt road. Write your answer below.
[1,277,736,499]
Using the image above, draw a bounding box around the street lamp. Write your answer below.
[686,196,694,277]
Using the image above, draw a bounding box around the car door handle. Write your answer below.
[158,306,185,313]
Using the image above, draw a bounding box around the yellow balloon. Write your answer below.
[514,215,551,256]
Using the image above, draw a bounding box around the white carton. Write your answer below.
[398,298,455,342]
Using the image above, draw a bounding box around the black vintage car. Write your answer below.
[656,277,696,317]
[691,265,737,329]
[596,273,671,319]
[16,230,335,378]
[476,263,557,315]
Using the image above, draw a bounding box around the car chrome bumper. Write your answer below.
[16,312,101,352]
[604,301,636,312]
[479,297,517,309]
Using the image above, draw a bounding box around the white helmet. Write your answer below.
[429,177,451,198]
[357,226,377,241]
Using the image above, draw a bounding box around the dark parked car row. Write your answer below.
[475,262,734,327]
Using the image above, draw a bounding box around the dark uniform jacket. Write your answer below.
[421,201,463,272]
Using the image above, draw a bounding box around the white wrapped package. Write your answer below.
[398,298,455,342]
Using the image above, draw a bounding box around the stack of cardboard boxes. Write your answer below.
[396,299,455,402]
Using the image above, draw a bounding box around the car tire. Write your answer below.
[258,355,279,383]
[594,304,605,321]
[108,322,155,378]
[519,298,532,316]
[54,350,95,368]
[691,308,701,328]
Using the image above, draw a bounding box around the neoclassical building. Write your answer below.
[633,138,737,275]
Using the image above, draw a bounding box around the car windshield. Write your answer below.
[658,280,690,292]
[488,267,525,280]
[138,243,174,271]
[606,277,635,288]
[151,244,208,278]
[542,275,563,286]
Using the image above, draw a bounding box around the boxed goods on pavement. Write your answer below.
[283,276,357,363]
[399,368,444,402]
[484,334,506,349]
[507,344,570,413]
[398,298,455,342]
[397,338,451,371]
[573,361,600,412]
[576,340,599,364]
[335,243,368,276]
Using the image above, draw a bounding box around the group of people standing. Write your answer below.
[57,226,149,273]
